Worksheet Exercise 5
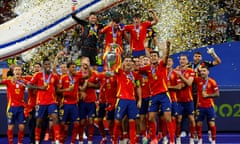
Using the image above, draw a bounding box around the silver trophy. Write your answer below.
[106,43,119,70]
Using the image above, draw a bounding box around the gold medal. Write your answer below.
[153,74,158,80]
[113,37,117,43]
[69,84,74,90]
[202,90,207,97]
[107,83,111,89]
[44,82,48,87]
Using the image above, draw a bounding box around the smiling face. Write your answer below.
[13,66,22,78]
[179,55,188,67]
[167,57,174,68]
[193,53,202,64]
[33,63,41,73]
[200,67,209,79]
[123,57,133,71]
[150,52,159,65]
[60,63,68,74]
[43,60,51,72]
[68,64,77,74]
[81,57,90,69]
[89,14,97,24]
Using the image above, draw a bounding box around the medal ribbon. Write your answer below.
[68,74,75,85]
[43,70,52,84]
[202,78,209,91]
[167,69,173,80]
[112,26,118,42]
[134,24,140,39]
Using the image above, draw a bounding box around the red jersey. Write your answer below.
[167,70,181,102]
[1,79,26,107]
[24,75,37,111]
[177,68,195,102]
[139,73,151,99]
[124,21,152,51]
[97,72,117,104]
[59,73,83,104]
[139,60,168,96]
[195,77,219,108]
[100,25,124,49]
[30,72,59,105]
[80,70,98,103]
[115,69,139,100]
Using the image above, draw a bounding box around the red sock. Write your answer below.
[123,132,128,139]
[113,121,121,143]
[108,122,114,139]
[7,129,13,144]
[49,128,53,141]
[210,125,216,141]
[98,120,106,137]
[18,130,24,143]
[196,125,202,139]
[172,118,176,134]
[35,127,41,142]
[149,121,157,140]
[59,124,65,143]
[53,124,60,142]
[129,121,136,144]
[78,123,85,141]
[141,130,146,137]
[71,123,79,143]
[190,125,196,138]
[88,124,94,141]
[136,135,140,143]
[176,125,181,138]
[167,121,175,143]
[162,119,167,137]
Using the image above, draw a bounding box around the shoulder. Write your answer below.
[142,21,152,26]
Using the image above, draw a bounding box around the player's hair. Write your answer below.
[89,11,97,16]
[180,54,188,59]
[201,65,209,70]
[150,50,160,57]
[42,57,50,64]
[167,56,174,61]
[34,62,41,67]
[67,61,76,68]
[194,51,202,55]
[122,55,133,62]
[133,13,141,18]
[112,13,121,23]
[13,65,22,71]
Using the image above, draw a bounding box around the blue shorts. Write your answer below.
[139,97,150,115]
[79,101,96,119]
[35,104,58,118]
[171,102,179,116]
[106,109,115,120]
[7,106,25,125]
[148,92,171,113]
[178,101,195,116]
[132,50,146,57]
[195,107,216,122]
[115,99,138,120]
[97,103,106,118]
[59,104,79,122]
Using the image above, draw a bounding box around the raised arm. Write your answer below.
[161,41,171,64]
[71,12,88,26]
[52,51,65,74]
[207,48,222,66]
[149,9,159,25]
